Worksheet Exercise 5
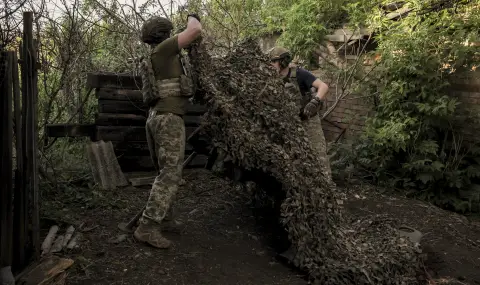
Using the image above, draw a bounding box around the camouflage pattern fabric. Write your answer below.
[140,111,186,225]
[188,40,424,284]
[140,58,160,107]
[302,114,332,179]
[284,69,333,181]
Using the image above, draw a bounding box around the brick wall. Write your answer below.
[311,68,480,143]
[310,68,373,142]
[449,70,480,142]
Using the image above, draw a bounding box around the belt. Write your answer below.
[148,109,183,119]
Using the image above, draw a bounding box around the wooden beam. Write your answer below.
[16,255,74,285]
[22,11,40,259]
[95,126,199,142]
[98,99,147,115]
[96,88,143,101]
[0,51,14,268]
[45,124,96,138]
[12,49,26,270]
[95,113,146,126]
[95,126,146,142]
[95,113,203,127]
[86,73,142,90]
[98,98,208,116]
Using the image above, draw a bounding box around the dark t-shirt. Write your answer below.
[289,67,317,97]
[150,34,189,116]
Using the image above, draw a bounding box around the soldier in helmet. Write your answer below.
[135,14,202,249]
[268,46,333,181]
[269,46,334,266]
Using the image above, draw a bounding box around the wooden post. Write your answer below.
[0,51,14,267]
[21,11,40,260]
[12,49,26,271]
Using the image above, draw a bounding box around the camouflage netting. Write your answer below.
[187,39,425,284]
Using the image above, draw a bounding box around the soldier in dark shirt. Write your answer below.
[268,46,333,180]
[268,46,335,266]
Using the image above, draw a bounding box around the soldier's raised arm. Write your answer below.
[178,14,202,50]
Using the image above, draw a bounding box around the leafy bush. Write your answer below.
[335,1,480,213]
[261,0,353,64]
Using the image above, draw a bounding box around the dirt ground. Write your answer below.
[40,169,480,285]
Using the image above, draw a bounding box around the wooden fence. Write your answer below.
[0,12,40,277]
[46,73,212,172]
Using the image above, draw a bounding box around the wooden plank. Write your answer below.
[24,11,40,259]
[45,124,96,138]
[17,255,74,285]
[12,50,26,269]
[95,113,146,126]
[96,88,143,101]
[95,114,203,127]
[96,126,199,142]
[0,51,14,267]
[98,99,207,116]
[19,39,31,270]
[98,99,147,115]
[96,126,147,142]
[86,72,142,90]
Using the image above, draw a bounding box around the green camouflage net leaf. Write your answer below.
[188,38,425,284]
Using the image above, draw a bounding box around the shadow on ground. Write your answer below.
[40,169,480,285]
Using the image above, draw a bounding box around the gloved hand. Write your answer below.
[303,96,324,118]
[187,13,201,22]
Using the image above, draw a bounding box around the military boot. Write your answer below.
[134,218,172,249]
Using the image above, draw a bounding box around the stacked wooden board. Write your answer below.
[46,72,211,172]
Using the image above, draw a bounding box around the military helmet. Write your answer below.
[141,16,173,44]
[268,46,291,62]
[268,46,292,69]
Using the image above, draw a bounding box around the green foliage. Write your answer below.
[175,0,264,51]
[337,0,480,213]
[262,0,353,62]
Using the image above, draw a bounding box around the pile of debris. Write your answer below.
[188,39,425,284]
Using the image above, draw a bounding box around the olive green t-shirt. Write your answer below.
[150,34,189,116]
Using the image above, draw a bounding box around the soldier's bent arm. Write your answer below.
[177,16,202,50]
[296,68,329,100]
[312,79,329,101]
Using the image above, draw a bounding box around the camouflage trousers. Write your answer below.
[140,111,185,225]
[302,114,333,181]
